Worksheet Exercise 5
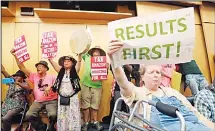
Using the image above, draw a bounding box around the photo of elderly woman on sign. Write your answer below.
[107,40,214,131]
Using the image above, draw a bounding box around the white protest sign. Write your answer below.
[108,7,195,67]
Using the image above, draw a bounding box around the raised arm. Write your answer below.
[108,40,134,97]
[25,79,34,90]
[48,58,61,73]
[10,49,31,77]
[75,54,82,73]
[15,78,34,90]
[1,64,10,78]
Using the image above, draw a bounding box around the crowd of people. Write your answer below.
[1,40,215,131]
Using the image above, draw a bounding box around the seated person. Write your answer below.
[1,65,33,131]
[177,60,208,96]
[107,40,214,131]
[11,48,58,131]
[194,82,215,123]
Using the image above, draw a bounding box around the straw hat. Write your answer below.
[88,46,106,56]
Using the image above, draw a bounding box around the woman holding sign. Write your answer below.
[48,54,82,131]
[107,40,214,131]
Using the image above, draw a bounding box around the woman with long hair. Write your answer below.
[48,54,82,131]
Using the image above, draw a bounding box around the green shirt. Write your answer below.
[178,60,202,75]
[81,53,102,88]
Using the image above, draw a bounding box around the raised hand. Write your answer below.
[40,42,44,49]
[108,40,124,57]
[10,48,16,56]
[44,86,51,96]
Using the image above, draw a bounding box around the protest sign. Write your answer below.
[108,7,195,67]
[41,31,58,59]
[91,56,107,81]
[14,35,30,63]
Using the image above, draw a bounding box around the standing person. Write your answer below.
[1,65,33,131]
[81,46,107,131]
[48,54,82,131]
[177,60,208,96]
[10,49,58,131]
[160,64,176,87]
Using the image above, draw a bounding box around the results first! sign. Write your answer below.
[91,56,107,81]
[108,7,195,67]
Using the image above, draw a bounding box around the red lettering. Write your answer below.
[92,63,106,68]
[14,42,26,50]
[43,32,54,39]
[16,48,27,56]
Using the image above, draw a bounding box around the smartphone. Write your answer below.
[2,78,15,84]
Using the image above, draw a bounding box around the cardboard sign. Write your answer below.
[41,31,58,59]
[14,35,30,63]
[108,7,195,67]
[91,56,107,81]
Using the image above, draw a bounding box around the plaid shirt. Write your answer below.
[194,88,215,123]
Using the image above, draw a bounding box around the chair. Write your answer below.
[7,90,32,131]
[24,109,51,131]
[109,98,186,131]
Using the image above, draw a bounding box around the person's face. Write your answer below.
[64,59,73,68]
[92,50,101,56]
[36,64,47,74]
[14,76,23,82]
[142,65,162,90]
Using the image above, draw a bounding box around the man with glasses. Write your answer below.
[11,49,57,131]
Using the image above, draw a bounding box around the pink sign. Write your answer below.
[91,56,107,81]
[41,31,58,59]
[14,35,30,63]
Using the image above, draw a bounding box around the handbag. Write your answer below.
[60,96,70,105]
